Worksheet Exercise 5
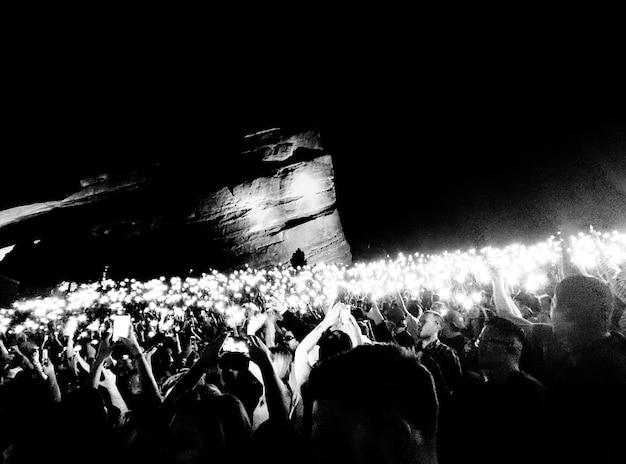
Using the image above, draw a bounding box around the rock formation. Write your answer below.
[0,127,352,294]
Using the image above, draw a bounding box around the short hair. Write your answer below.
[442,309,465,331]
[422,310,443,324]
[554,275,614,332]
[174,389,252,463]
[317,329,353,361]
[269,345,293,363]
[307,343,438,436]
[483,316,526,346]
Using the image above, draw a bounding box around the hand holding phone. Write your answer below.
[219,335,250,356]
[111,315,132,342]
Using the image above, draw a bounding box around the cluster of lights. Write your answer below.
[1,229,625,338]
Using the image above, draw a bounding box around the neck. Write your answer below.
[442,329,459,338]
[421,335,438,347]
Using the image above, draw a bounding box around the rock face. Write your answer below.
[0,127,351,291]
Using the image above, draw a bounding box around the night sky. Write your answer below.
[2,54,625,264]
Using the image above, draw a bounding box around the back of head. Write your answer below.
[306,343,438,464]
[442,309,465,332]
[478,317,526,371]
[317,329,353,362]
[430,301,448,314]
[482,316,526,351]
[166,389,252,464]
[553,275,614,335]
[385,303,406,325]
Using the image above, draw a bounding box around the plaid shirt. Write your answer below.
[418,338,462,394]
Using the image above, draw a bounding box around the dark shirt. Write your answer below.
[280,311,317,342]
[547,331,626,464]
[394,329,415,348]
[457,370,547,464]
[440,333,469,366]
[417,339,462,395]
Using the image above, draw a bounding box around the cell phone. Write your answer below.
[41,348,49,364]
[219,335,249,355]
[111,315,131,342]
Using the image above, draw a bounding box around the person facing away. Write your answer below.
[456,317,547,464]
[493,273,626,464]
[304,343,439,464]
[546,274,626,464]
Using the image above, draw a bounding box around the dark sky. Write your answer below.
[2,49,626,262]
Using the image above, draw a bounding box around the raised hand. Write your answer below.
[320,301,347,330]
[96,331,113,361]
[266,295,290,316]
[198,332,228,365]
[42,355,56,379]
[118,325,142,357]
[246,311,269,336]
[247,334,272,367]
[99,366,118,390]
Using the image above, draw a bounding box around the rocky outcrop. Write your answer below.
[0,127,351,291]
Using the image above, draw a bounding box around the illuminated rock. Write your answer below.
[0,127,351,287]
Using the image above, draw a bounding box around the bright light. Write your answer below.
[0,244,15,262]
[292,172,319,198]
[2,227,626,339]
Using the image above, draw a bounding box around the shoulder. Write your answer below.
[512,370,545,390]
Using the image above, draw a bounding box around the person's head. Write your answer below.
[317,329,353,362]
[417,311,443,341]
[282,330,299,352]
[162,388,251,464]
[551,275,614,351]
[477,317,525,370]
[306,343,439,464]
[384,303,406,326]
[269,345,293,382]
[441,309,465,337]
[219,361,263,421]
[467,305,488,338]
[430,301,447,314]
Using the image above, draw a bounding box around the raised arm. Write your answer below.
[266,296,315,342]
[247,335,289,427]
[490,266,531,326]
[85,331,112,389]
[293,302,344,390]
[99,366,129,415]
[119,326,162,406]
[367,299,395,342]
[595,236,626,305]
[161,333,227,416]
[338,310,364,347]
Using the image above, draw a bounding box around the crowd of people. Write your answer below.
[1,234,625,463]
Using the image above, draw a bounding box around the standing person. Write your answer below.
[415,311,462,396]
[305,343,439,464]
[492,271,626,464]
[439,309,470,367]
[548,275,626,464]
[415,310,462,464]
[457,317,547,464]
